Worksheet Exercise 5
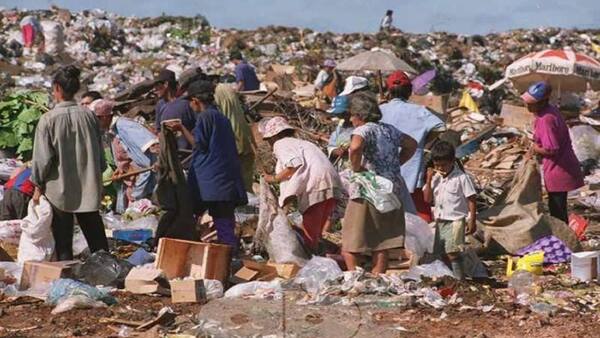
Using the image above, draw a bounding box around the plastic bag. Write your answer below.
[403,260,455,282]
[349,172,402,213]
[46,278,116,306]
[51,295,108,314]
[294,256,343,294]
[76,250,133,288]
[254,179,309,266]
[204,279,224,300]
[404,213,435,260]
[18,197,55,263]
[224,280,283,299]
[40,20,65,55]
[0,219,23,245]
[570,125,600,163]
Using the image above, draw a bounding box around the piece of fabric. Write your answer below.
[431,165,477,221]
[21,24,35,47]
[314,70,331,90]
[342,199,405,254]
[188,105,247,205]
[234,61,260,91]
[516,235,572,264]
[214,84,256,191]
[4,167,34,197]
[214,218,238,252]
[273,137,342,213]
[0,189,31,221]
[548,191,568,223]
[327,124,354,169]
[31,101,105,213]
[435,218,465,255]
[533,105,584,192]
[301,198,336,250]
[50,205,108,261]
[380,98,445,191]
[154,98,197,150]
[352,122,416,213]
[154,128,198,246]
[411,188,433,223]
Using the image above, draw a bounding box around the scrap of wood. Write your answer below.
[136,308,177,331]
[100,318,145,327]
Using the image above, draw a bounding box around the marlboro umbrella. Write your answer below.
[337,50,416,74]
[506,48,600,93]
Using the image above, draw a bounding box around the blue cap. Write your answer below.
[327,95,349,114]
[521,81,552,104]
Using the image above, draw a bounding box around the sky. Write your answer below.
[2,0,599,34]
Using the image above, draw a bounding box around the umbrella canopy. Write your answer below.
[337,50,416,74]
[506,48,600,93]
[411,69,436,95]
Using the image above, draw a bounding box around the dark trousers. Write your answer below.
[548,191,568,224]
[197,201,238,252]
[51,206,109,260]
[0,189,31,221]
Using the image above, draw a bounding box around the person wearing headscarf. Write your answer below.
[214,83,256,191]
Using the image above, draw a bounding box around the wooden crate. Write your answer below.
[155,238,231,283]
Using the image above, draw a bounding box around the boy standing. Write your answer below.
[423,141,477,279]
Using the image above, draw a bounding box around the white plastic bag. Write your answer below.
[224,280,283,299]
[349,172,402,213]
[254,179,309,266]
[18,197,54,263]
[40,21,65,55]
[0,219,22,245]
[405,213,435,260]
[570,125,600,162]
[204,279,224,300]
[403,260,455,282]
[51,295,107,314]
[294,256,343,294]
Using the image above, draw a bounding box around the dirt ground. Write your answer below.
[1,284,599,338]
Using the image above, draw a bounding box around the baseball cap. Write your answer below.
[327,95,349,115]
[339,76,368,96]
[185,80,215,100]
[386,70,411,89]
[521,81,552,104]
[154,68,175,85]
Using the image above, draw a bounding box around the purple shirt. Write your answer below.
[234,61,260,91]
[533,105,584,192]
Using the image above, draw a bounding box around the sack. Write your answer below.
[17,197,54,263]
[349,172,402,213]
[40,21,65,54]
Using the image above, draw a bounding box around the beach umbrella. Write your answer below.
[337,50,416,74]
[505,48,600,94]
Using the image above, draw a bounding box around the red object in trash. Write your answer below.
[568,213,588,240]
[438,286,455,299]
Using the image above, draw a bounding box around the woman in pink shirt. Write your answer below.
[522,81,584,223]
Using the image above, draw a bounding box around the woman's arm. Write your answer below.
[399,133,418,165]
[264,166,299,184]
[349,135,365,172]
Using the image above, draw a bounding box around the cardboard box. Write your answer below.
[234,260,299,282]
[125,267,168,294]
[170,279,207,304]
[155,238,231,283]
[571,251,599,281]
[409,94,449,114]
[500,103,533,130]
[19,260,79,290]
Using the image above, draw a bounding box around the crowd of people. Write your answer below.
[2,46,584,278]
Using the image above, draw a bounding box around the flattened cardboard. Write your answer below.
[125,267,168,294]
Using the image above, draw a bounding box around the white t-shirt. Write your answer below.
[432,166,477,221]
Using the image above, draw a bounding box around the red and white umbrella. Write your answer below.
[505,48,600,93]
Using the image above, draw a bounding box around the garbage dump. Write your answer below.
[0,5,599,337]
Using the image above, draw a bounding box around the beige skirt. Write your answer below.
[342,199,405,254]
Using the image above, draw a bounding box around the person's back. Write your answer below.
[157,98,197,150]
[234,61,260,91]
[34,102,104,211]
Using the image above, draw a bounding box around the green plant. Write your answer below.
[0,90,49,159]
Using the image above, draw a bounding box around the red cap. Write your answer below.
[386,71,411,89]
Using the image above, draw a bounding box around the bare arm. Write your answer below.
[423,168,434,204]
[467,195,477,235]
[237,81,245,92]
[264,166,299,184]
[349,135,365,172]
[399,134,418,165]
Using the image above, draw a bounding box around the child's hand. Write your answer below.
[467,217,477,235]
